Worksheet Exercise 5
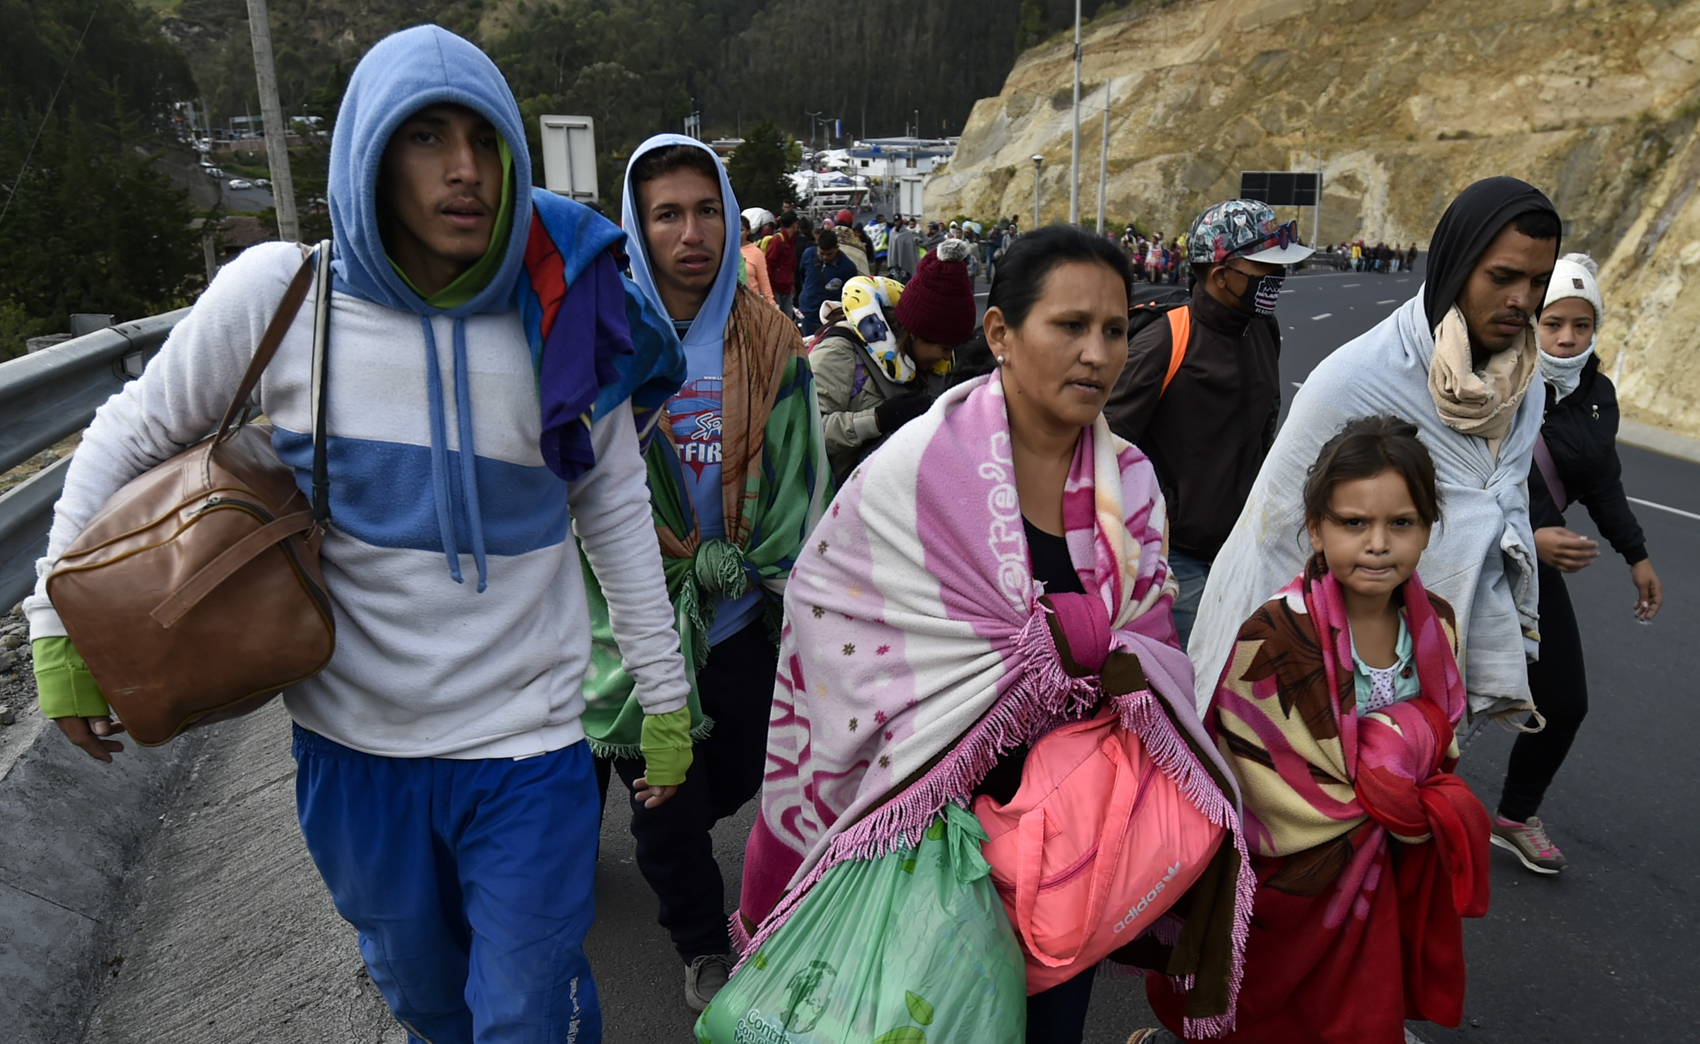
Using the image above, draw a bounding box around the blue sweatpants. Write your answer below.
[293,725,602,1044]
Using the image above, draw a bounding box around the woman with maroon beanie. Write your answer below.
[812,239,978,483]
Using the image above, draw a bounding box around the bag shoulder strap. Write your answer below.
[211,240,334,522]
[1532,431,1569,514]
[308,242,333,524]
[1160,306,1191,396]
[215,248,318,439]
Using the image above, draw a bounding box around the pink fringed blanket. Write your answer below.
[736,373,1255,1035]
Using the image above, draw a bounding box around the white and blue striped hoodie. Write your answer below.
[26,26,689,758]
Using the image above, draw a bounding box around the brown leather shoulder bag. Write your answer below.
[47,242,337,745]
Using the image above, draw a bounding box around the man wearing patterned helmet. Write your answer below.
[1104,199,1312,643]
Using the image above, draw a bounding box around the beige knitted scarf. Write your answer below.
[1427,305,1538,446]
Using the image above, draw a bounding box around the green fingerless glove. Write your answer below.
[33,637,109,719]
[639,706,694,787]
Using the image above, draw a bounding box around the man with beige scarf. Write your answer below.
[1188,177,1561,721]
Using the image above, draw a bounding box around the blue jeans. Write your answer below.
[294,726,602,1044]
[1168,549,1212,649]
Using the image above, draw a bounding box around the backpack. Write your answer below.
[974,704,1226,993]
[1126,285,1192,395]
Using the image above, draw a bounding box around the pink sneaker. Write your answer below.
[1491,814,1570,874]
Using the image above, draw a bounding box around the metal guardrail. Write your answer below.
[0,309,190,609]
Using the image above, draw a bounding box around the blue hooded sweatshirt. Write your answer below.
[620,134,762,644]
[326,25,541,593]
[327,25,684,591]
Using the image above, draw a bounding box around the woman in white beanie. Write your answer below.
[1489,253,1664,874]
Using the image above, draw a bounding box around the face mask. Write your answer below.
[1239,272,1285,315]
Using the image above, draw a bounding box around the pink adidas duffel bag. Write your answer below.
[974,706,1226,993]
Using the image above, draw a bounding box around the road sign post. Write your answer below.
[539,115,598,204]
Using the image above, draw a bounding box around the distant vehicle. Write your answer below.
[228,179,253,189]
[255,178,271,188]
[205,167,225,178]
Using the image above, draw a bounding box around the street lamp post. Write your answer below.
[1096,78,1110,234]
[1032,154,1044,229]
[1069,0,1081,226]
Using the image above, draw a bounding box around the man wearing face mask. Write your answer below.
[1104,199,1312,644]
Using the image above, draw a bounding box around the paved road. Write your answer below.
[57,264,1700,1043]
[220,181,276,212]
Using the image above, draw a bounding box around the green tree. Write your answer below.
[0,110,201,344]
[1017,0,1048,49]
[726,119,795,214]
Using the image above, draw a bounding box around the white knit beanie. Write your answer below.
[1543,252,1603,326]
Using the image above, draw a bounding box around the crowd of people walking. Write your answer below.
[21,24,1667,1044]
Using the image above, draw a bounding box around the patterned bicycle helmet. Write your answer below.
[1185,199,1314,265]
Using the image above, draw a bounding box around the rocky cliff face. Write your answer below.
[928,0,1700,437]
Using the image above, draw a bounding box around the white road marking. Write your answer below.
[1312,312,1333,320]
[1343,283,1360,287]
[1628,496,1700,522]
[1397,278,1410,283]
[1377,299,1398,305]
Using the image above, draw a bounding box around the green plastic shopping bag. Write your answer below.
[696,804,1027,1043]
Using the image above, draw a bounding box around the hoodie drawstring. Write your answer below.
[453,319,489,590]
[419,315,490,592]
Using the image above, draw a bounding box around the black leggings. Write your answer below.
[1497,563,1590,822]
[1026,964,1096,1043]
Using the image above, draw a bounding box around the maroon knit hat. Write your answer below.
[895,239,977,346]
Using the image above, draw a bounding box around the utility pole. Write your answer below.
[245,0,298,242]
[1313,152,1323,247]
[1069,0,1081,226]
[1096,79,1110,234]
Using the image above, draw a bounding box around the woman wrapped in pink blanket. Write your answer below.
[734,226,1256,1040]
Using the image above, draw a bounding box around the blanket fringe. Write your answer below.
[1117,689,1256,1039]
[585,715,716,761]
[739,625,1256,1041]
[736,609,1098,968]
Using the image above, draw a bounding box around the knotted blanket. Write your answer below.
[1152,564,1489,1042]
[736,372,1256,1036]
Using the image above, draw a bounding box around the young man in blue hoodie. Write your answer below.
[27,26,691,1043]
[576,135,824,1012]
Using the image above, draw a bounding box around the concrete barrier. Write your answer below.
[0,698,203,1043]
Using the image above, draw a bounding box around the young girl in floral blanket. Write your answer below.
[1147,414,1492,1043]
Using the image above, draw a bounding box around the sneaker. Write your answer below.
[685,953,735,1012]
[1491,814,1570,874]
